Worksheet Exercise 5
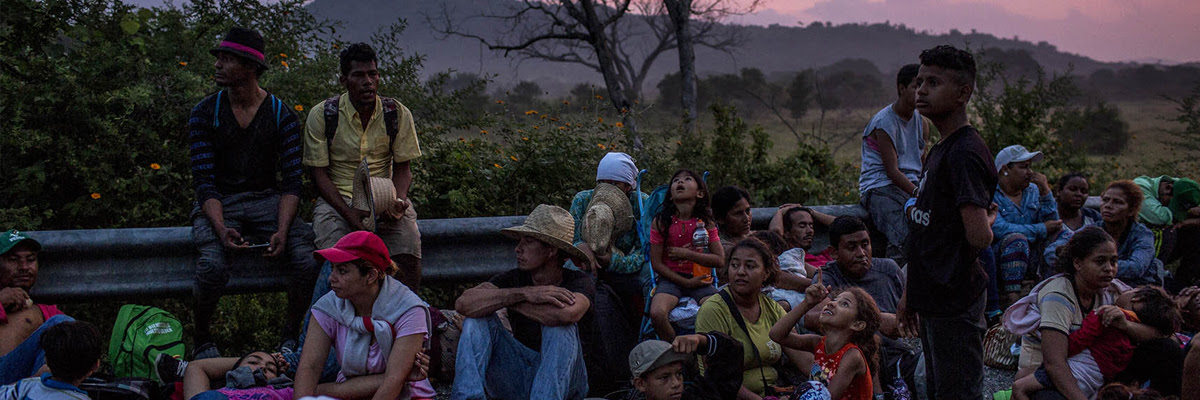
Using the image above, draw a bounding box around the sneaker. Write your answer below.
[278,338,299,355]
[192,341,221,360]
[154,353,188,384]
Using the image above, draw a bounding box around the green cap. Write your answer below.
[0,230,41,255]
[1170,178,1200,223]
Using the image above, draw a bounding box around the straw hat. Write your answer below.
[351,159,400,232]
[581,183,634,254]
[501,204,587,260]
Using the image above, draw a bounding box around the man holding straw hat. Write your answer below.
[303,42,423,291]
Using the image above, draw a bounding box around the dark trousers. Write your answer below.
[918,292,986,400]
[191,191,318,344]
[1160,224,1200,292]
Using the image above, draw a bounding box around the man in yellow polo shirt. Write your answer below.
[303,42,423,290]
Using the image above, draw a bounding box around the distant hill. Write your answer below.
[305,0,1142,96]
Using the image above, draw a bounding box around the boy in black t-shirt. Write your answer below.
[898,45,999,400]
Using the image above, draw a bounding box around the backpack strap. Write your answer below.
[718,289,772,393]
[212,90,223,128]
[323,95,342,150]
[381,96,400,153]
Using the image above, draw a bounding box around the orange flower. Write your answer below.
[178,61,188,66]
[525,110,538,115]
[294,104,304,111]
[332,43,340,49]
[533,125,540,130]
[480,130,488,135]
[597,143,606,149]
[521,136,529,140]
[150,163,161,170]
[279,53,288,58]
[540,115,547,120]
[458,137,465,142]
[615,122,624,128]
[562,100,570,105]
[493,163,502,168]
[496,100,505,104]
[280,61,289,68]
[595,95,603,99]
[90,193,101,200]
[549,117,558,122]
[597,117,604,123]
[509,156,518,161]
[558,126,566,130]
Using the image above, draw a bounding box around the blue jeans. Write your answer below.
[0,314,74,384]
[863,185,911,261]
[451,315,588,400]
[190,391,229,400]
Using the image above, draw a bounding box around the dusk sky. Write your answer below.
[739,0,1200,63]
[123,0,1200,64]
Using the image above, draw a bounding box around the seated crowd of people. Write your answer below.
[2,28,1199,400]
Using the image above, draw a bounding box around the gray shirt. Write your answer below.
[858,104,925,194]
[819,258,905,313]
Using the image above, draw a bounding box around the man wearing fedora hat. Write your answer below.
[303,42,424,292]
[452,204,597,400]
[187,26,318,359]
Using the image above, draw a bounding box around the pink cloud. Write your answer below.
[745,0,1200,62]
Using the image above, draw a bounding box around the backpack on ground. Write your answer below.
[109,305,185,381]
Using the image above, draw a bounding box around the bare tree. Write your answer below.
[431,0,745,141]
[432,0,641,136]
[662,0,761,136]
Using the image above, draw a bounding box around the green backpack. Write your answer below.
[109,305,185,380]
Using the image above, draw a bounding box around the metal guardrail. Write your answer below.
[30,197,1095,303]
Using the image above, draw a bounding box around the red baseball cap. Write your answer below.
[314,231,391,272]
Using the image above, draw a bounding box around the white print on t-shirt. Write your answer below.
[909,173,930,227]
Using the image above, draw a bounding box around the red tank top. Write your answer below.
[811,337,874,400]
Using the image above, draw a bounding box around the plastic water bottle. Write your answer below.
[692,221,709,253]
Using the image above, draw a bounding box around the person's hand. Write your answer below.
[667,246,691,260]
[896,294,919,339]
[1097,305,1130,329]
[1044,220,1064,235]
[987,202,999,226]
[1175,218,1200,230]
[381,198,410,222]
[778,203,804,210]
[0,287,31,312]
[683,274,710,289]
[266,230,287,257]
[345,208,371,231]
[523,286,577,308]
[270,352,290,372]
[218,227,248,250]
[408,351,430,382]
[1032,172,1050,195]
[671,334,708,354]
[802,269,829,310]
[1189,206,1200,218]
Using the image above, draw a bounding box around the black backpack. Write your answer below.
[323,94,401,152]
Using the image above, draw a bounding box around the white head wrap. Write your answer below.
[596,152,637,186]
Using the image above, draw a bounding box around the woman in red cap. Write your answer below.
[293,231,435,399]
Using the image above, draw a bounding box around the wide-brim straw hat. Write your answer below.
[582,183,634,254]
[501,204,587,261]
[351,159,398,232]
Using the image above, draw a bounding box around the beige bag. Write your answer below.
[983,324,1020,370]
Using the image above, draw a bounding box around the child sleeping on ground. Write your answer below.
[178,351,429,400]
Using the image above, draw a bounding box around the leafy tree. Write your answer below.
[785,69,814,119]
[509,80,543,105]
[1056,102,1130,155]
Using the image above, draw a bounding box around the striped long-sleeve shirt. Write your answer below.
[188,90,304,203]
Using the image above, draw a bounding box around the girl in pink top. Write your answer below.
[648,169,726,341]
[294,232,435,400]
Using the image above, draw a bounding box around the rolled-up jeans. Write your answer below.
[862,185,911,261]
[0,314,74,384]
[451,315,588,400]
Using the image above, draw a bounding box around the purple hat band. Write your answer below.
[218,41,264,61]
